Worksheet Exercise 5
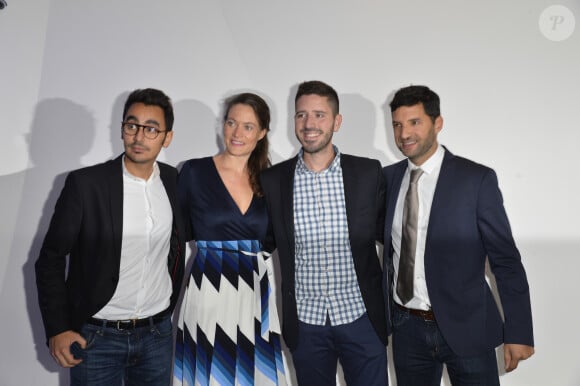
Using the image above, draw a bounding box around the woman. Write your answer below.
[174,93,285,386]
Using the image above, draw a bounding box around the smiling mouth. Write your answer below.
[400,140,417,149]
[302,130,321,140]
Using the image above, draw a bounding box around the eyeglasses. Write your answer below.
[121,122,166,139]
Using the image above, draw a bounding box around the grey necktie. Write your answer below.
[396,168,424,305]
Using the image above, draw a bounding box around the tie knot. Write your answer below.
[410,168,423,184]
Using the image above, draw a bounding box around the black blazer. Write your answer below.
[35,155,185,340]
[260,153,388,350]
[383,148,534,356]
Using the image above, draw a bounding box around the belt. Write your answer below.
[396,303,436,321]
[87,309,169,330]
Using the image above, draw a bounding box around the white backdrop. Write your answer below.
[1,1,579,385]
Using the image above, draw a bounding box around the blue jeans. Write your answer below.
[291,313,388,386]
[70,316,173,386]
[392,305,499,386]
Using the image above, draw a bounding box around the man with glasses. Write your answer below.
[35,88,185,385]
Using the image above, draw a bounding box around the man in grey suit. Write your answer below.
[35,88,185,386]
[260,80,388,386]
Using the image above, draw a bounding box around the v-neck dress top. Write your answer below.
[174,157,285,386]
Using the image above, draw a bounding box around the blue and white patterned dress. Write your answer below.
[174,158,285,386]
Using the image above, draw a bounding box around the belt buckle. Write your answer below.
[418,309,434,321]
[115,319,136,330]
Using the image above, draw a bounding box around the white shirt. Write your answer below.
[94,159,173,319]
[392,144,445,310]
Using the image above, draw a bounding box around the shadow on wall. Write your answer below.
[282,83,302,163]
[1,98,96,386]
[381,89,405,165]
[108,91,130,157]
[168,99,220,169]
[335,93,391,166]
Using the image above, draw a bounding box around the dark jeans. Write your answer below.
[70,316,173,386]
[392,305,499,386]
[291,313,388,386]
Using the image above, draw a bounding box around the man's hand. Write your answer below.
[49,330,87,368]
[504,343,534,372]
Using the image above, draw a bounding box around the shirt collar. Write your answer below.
[297,145,342,174]
[122,155,160,182]
[406,143,444,175]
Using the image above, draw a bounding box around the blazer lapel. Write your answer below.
[426,148,454,245]
[281,157,298,259]
[159,164,178,216]
[385,161,406,245]
[340,155,357,235]
[158,162,183,281]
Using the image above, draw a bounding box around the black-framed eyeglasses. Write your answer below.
[121,122,166,139]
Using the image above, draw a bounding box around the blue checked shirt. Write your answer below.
[293,147,367,326]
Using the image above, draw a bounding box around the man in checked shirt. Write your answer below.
[261,80,389,386]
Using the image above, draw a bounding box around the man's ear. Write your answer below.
[162,130,174,148]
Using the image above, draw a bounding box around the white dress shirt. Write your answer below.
[392,144,445,310]
[94,159,173,320]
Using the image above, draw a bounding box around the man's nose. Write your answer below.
[134,126,146,141]
[399,124,412,138]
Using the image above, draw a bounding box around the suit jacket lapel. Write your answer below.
[159,164,177,215]
[281,157,298,260]
[426,148,454,246]
[159,162,183,281]
[341,155,356,236]
[385,161,406,245]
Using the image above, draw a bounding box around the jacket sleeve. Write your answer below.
[35,172,83,340]
[477,168,534,347]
